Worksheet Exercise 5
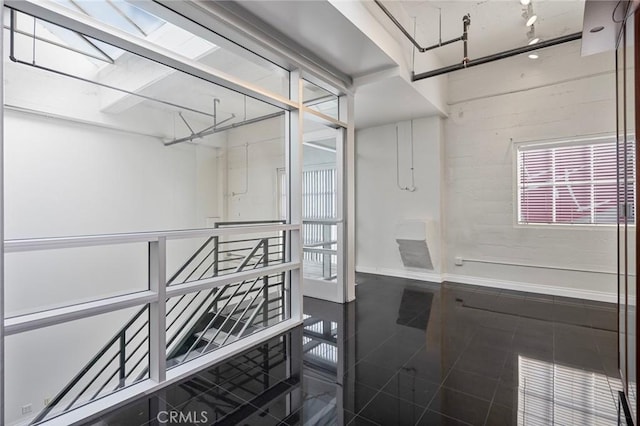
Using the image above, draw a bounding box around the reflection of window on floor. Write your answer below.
[517,355,618,425]
[517,138,635,225]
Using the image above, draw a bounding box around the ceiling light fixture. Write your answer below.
[590,26,604,33]
[526,15,537,26]
[526,25,538,44]
[528,53,539,59]
[520,0,531,5]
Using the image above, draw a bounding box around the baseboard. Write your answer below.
[355,266,617,303]
[355,266,443,284]
[444,273,617,303]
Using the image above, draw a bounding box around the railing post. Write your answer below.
[281,229,286,320]
[213,224,220,315]
[118,332,126,388]
[148,237,167,383]
[213,224,220,278]
[262,238,269,327]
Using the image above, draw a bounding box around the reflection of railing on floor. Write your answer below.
[30,220,288,425]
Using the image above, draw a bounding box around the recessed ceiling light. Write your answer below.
[526,15,538,26]
[528,37,540,45]
[590,26,605,33]
[520,0,531,5]
[528,53,539,59]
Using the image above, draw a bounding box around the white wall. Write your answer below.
[355,41,619,302]
[224,116,286,222]
[445,41,617,300]
[356,116,444,280]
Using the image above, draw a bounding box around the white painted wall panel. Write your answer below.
[355,116,443,280]
[445,43,617,298]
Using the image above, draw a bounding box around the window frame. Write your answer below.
[513,135,631,228]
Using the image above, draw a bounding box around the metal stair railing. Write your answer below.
[30,220,286,425]
[175,239,270,363]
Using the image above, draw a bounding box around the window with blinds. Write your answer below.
[517,139,635,225]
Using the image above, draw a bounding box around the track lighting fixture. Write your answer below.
[527,26,540,45]
[523,3,537,27]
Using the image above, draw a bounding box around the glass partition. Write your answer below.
[5,243,148,318]
[302,114,345,302]
[617,7,638,422]
[625,13,637,417]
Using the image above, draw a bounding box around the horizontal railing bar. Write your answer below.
[216,257,284,268]
[180,276,283,293]
[303,247,337,255]
[5,224,299,252]
[166,263,298,299]
[302,219,343,225]
[303,240,337,248]
[218,238,283,245]
[217,245,272,255]
[218,242,284,250]
[5,291,156,336]
[216,261,284,274]
[214,220,286,226]
[215,284,284,304]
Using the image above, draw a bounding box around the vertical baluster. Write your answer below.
[263,238,269,326]
[118,332,126,389]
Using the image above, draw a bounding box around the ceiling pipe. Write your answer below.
[373,0,468,53]
[164,111,285,146]
[413,31,582,81]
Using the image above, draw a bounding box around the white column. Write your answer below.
[340,94,356,302]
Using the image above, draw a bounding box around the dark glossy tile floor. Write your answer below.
[82,273,623,425]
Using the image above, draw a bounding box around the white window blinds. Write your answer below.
[517,139,635,225]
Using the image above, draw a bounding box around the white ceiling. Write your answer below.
[401,0,585,67]
[355,75,442,128]
[232,0,448,127]
[232,0,398,77]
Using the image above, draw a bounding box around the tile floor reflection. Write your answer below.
[81,273,622,425]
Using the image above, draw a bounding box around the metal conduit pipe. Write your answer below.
[164,111,285,146]
[413,32,582,81]
[373,0,468,53]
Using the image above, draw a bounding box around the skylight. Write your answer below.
[53,0,164,37]
[44,0,165,63]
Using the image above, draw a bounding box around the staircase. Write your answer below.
[30,221,287,425]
